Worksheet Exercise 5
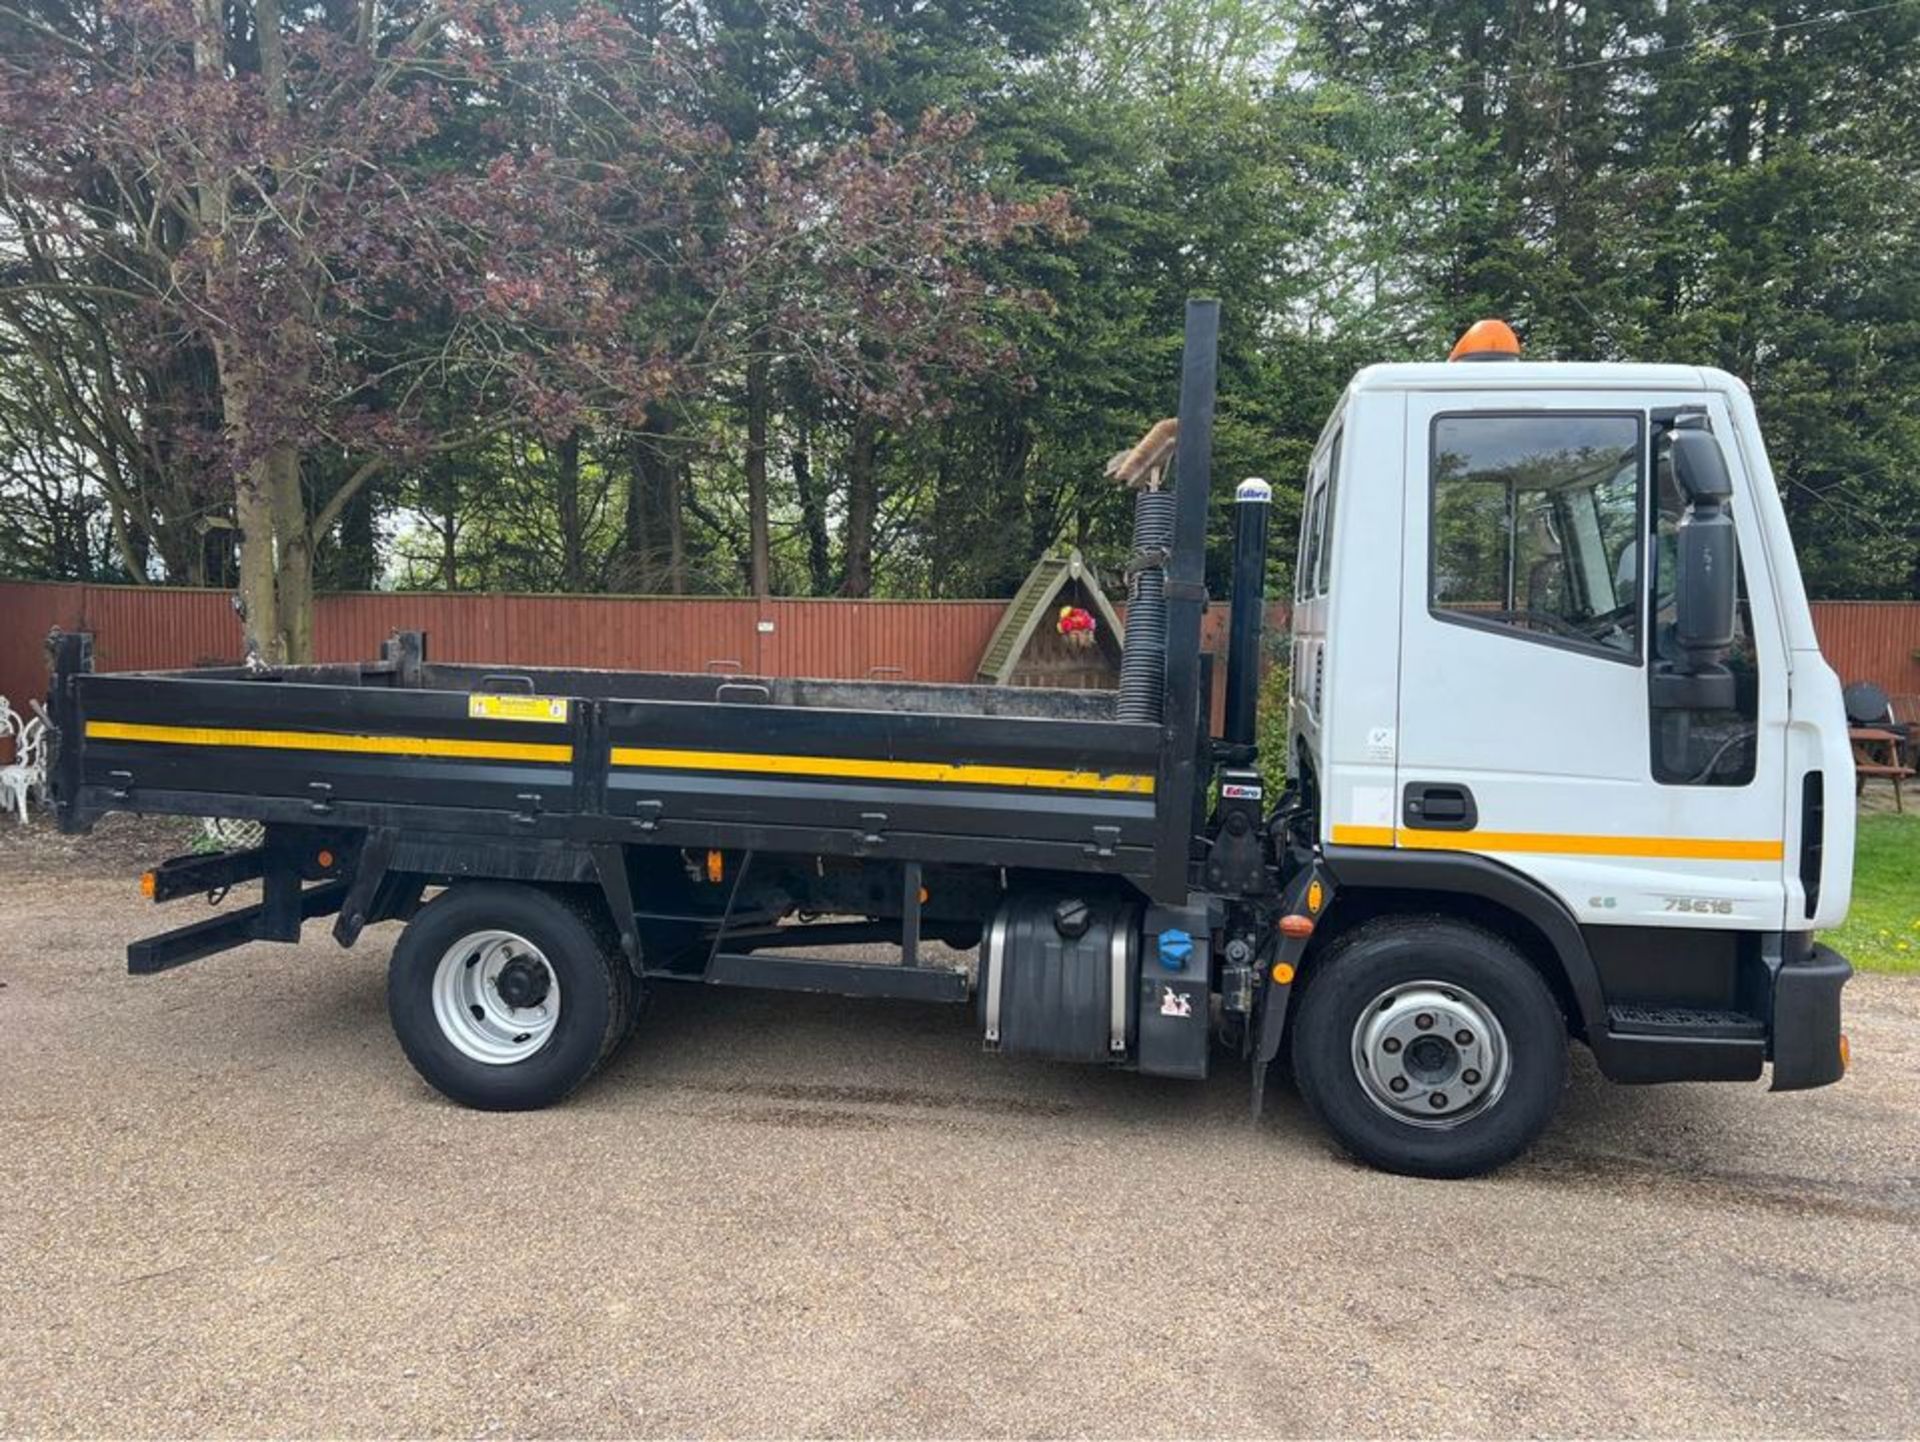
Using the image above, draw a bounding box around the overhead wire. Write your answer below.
[1341,1,1920,105]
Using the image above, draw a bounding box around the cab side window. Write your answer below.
[1296,481,1324,602]
[1429,413,1642,660]
[1315,434,1342,595]
[1296,432,1341,601]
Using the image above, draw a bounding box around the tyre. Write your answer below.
[388,882,638,1110]
[1290,915,1566,1179]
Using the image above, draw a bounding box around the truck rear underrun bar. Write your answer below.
[128,878,350,975]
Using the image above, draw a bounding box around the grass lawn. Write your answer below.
[1829,807,1920,975]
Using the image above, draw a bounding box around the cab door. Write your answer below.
[1388,389,1791,931]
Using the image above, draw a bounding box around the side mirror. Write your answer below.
[1653,428,1738,710]
[1670,427,1732,505]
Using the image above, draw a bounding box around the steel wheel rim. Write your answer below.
[431,929,561,1065]
[1351,980,1510,1129]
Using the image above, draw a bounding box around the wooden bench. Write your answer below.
[1851,727,1913,812]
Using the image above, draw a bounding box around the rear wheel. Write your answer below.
[1291,916,1566,1178]
[388,883,637,1110]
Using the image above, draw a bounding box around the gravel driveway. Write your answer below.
[2,829,1916,1437]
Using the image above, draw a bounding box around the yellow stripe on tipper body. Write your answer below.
[1330,823,1782,862]
[85,720,573,765]
[610,745,1156,795]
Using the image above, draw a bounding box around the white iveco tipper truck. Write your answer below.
[52,305,1853,1180]
[1275,318,1853,1174]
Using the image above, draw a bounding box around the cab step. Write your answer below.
[1606,1004,1765,1040]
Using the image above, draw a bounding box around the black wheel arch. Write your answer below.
[1318,847,1607,1044]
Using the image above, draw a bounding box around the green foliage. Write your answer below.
[1827,810,1920,974]
[1308,0,1920,598]
[1255,648,1295,794]
[2,0,1916,600]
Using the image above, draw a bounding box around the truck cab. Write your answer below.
[1279,322,1853,1170]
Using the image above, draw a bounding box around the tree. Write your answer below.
[0,360,116,579]
[634,1,1077,596]
[1309,0,1920,595]
[0,0,707,655]
[887,0,1369,598]
[5,0,1915,607]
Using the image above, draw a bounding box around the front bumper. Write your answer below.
[1768,941,1852,1091]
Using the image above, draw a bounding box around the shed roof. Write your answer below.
[974,549,1126,685]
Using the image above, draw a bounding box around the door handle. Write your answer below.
[1404,782,1477,831]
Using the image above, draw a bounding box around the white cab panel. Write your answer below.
[1385,384,1791,929]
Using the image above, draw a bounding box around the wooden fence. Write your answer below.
[0,583,1007,714]
[3,581,1916,755]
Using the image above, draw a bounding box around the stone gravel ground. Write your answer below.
[1,820,1917,1438]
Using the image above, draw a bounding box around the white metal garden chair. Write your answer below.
[0,696,21,817]
[1,714,48,825]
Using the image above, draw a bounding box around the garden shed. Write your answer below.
[974,548,1126,690]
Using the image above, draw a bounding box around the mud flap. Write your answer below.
[1250,858,1336,1118]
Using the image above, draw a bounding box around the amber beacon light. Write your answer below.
[1448,318,1523,362]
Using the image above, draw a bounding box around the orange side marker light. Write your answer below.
[140,870,156,900]
[1839,1033,1850,1073]
[1270,961,1296,986]
[705,849,725,884]
[1278,914,1314,939]
[316,848,335,869]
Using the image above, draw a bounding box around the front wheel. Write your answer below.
[1290,916,1566,1178]
[388,883,637,1110]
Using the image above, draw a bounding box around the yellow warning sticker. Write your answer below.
[468,693,569,724]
